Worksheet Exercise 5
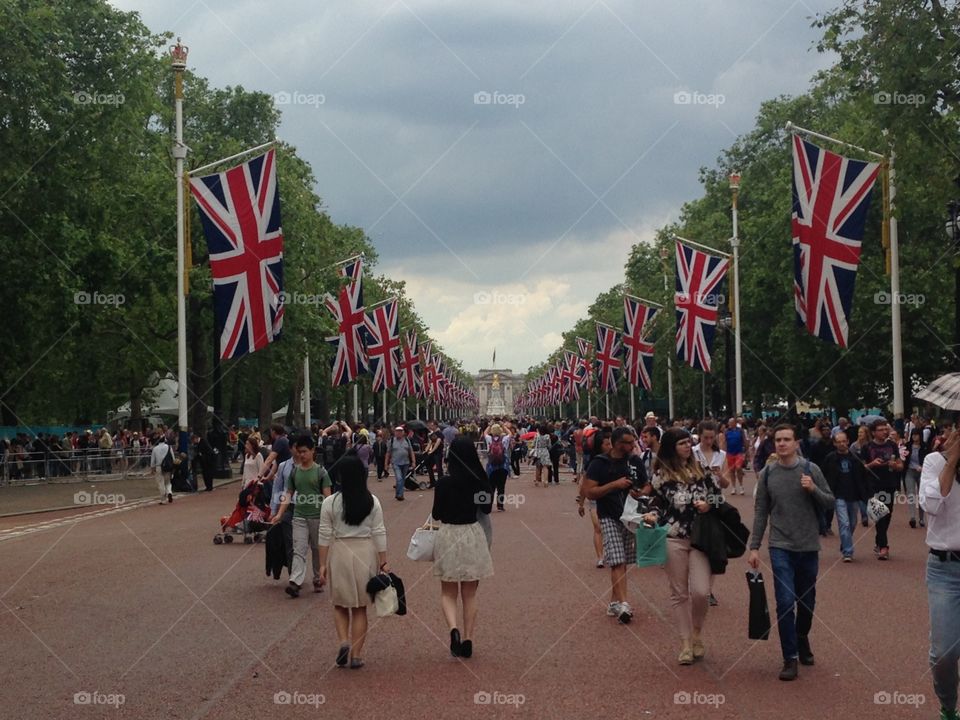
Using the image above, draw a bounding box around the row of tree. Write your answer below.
[525,0,960,420]
[0,0,462,431]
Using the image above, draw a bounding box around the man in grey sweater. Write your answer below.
[748,424,835,681]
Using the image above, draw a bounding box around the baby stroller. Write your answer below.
[215,479,273,545]
[403,460,433,491]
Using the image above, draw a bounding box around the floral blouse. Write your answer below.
[649,469,722,539]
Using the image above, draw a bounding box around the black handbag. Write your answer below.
[746,570,771,640]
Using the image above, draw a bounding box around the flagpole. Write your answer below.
[659,246,675,421]
[352,383,358,423]
[730,171,743,415]
[629,386,635,421]
[887,146,904,419]
[382,390,387,424]
[673,234,731,258]
[171,39,189,449]
[189,140,277,176]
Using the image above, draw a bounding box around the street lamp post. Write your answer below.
[729,171,743,416]
[659,245,675,419]
[171,38,189,453]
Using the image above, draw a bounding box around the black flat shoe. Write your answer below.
[285,582,300,598]
[460,640,473,658]
[336,644,350,667]
[450,628,461,657]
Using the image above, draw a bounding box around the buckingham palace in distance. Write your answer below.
[472,369,525,417]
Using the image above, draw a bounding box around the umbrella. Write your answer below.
[916,372,960,411]
[520,431,537,441]
[405,419,428,431]
[856,414,886,426]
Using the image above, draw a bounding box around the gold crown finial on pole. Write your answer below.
[170,37,189,70]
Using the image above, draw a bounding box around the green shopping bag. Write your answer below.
[635,523,668,567]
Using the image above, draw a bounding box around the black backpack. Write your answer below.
[160,445,174,473]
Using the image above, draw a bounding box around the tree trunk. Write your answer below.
[188,294,210,434]
[228,371,241,426]
[129,377,143,432]
[259,374,273,430]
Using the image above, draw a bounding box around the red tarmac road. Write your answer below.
[0,463,934,719]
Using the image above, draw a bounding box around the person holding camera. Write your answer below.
[581,426,646,625]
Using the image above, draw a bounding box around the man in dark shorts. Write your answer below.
[581,426,647,625]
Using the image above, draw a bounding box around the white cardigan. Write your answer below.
[317,493,387,552]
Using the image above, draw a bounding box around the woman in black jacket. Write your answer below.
[904,429,927,528]
[431,436,493,659]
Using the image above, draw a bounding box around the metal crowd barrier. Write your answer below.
[0,447,155,486]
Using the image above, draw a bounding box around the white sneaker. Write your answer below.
[606,602,620,617]
[618,602,633,624]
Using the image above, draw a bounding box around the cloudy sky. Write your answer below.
[112,0,837,374]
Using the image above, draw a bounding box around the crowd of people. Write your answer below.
[7,408,959,717]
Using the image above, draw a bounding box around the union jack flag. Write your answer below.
[397,331,421,399]
[576,337,593,389]
[563,350,580,402]
[419,341,433,401]
[792,134,881,347]
[189,150,284,360]
[623,295,658,390]
[675,241,729,372]
[595,323,622,393]
[364,299,400,392]
[324,256,368,386]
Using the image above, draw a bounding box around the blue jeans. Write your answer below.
[769,548,819,661]
[835,499,859,558]
[928,553,960,712]
[393,462,409,497]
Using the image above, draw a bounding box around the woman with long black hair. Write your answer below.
[318,455,388,669]
[432,436,494,659]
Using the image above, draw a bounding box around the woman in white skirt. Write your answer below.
[432,436,494,658]
[318,455,388,669]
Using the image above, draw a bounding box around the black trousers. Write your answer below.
[549,458,560,483]
[510,455,521,476]
[875,490,895,548]
[201,459,215,490]
[490,468,508,508]
[375,456,386,478]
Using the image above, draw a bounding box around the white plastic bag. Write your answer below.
[620,495,646,532]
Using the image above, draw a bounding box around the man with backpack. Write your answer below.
[150,435,174,504]
[748,424,834,681]
[484,424,512,511]
[320,422,349,491]
[385,426,415,501]
[723,417,749,495]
